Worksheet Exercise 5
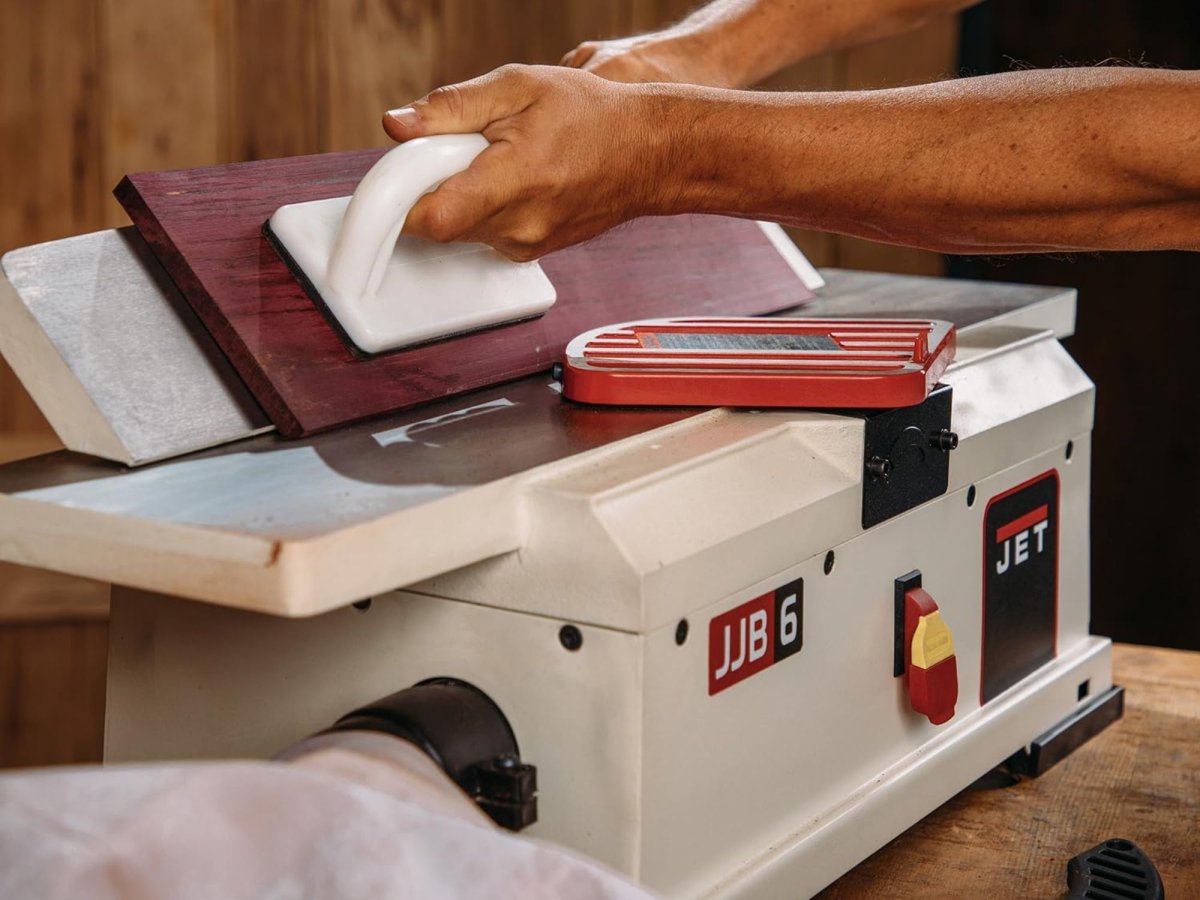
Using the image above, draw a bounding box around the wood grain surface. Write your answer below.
[0,620,108,769]
[0,0,102,435]
[820,643,1200,899]
[117,155,813,435]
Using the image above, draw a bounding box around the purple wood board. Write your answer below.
[116,149,813,436]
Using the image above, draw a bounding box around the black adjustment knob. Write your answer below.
[930,429,959,452]
[866,456,893,479]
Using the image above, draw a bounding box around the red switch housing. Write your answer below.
[904,586,958,725]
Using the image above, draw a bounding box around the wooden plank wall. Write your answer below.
[0,1,958,767]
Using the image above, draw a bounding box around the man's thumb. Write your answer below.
[383,66,532,142]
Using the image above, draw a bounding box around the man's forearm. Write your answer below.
[658,0,980,87]
[384,64,1199,259]
[657,68,1200,252]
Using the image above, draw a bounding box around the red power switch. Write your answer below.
[904,587,958,725]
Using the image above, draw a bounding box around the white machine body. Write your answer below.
[101,317,1103,897]
[268,134,557,354]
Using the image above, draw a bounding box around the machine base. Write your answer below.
[713,636,1113,899]
[1008,683,1124,777]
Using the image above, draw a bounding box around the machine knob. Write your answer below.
[930,429,959,452]
[866,456,893,479]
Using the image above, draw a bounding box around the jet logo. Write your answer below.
[995,504,1051,574]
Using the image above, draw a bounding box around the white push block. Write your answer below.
[268,134,557,354]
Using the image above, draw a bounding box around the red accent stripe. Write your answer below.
[995,505,1049,543]
[583,357,909,371]
[584,348,914,359]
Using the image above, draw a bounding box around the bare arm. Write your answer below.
[666,67,1200,253]
[384,65,1200,258]
[562,0,979,87]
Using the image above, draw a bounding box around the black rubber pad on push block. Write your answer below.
[1066,838,1164,899]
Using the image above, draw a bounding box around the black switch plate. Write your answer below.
[894,569,922,677]
[856,383,955,529]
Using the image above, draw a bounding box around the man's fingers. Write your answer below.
[403,182,485,245]
[559,42,597,68]
[383,65,537,142]
[402,145,517,244]
[404,174,557,263]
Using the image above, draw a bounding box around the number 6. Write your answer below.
[780,594,798,645]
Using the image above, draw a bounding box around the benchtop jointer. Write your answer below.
[0,268,1079,623]
[0,245,1110,899]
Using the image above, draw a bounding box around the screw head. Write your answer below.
[559,624,583,651]
[675,619,689,646]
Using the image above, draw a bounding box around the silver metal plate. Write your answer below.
[0,228,270,465]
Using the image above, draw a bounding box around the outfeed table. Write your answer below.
[821,643,1200,899]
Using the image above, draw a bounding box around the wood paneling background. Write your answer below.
[0,0,958,766]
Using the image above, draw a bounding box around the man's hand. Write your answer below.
[383,65,673,261]
[560,0,981,90]
[560,31,734,87]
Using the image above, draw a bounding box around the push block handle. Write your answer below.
[326,133,489,304]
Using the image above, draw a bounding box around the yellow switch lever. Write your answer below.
[911,610,955,669]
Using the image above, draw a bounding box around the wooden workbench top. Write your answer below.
[821,643,1200,898]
